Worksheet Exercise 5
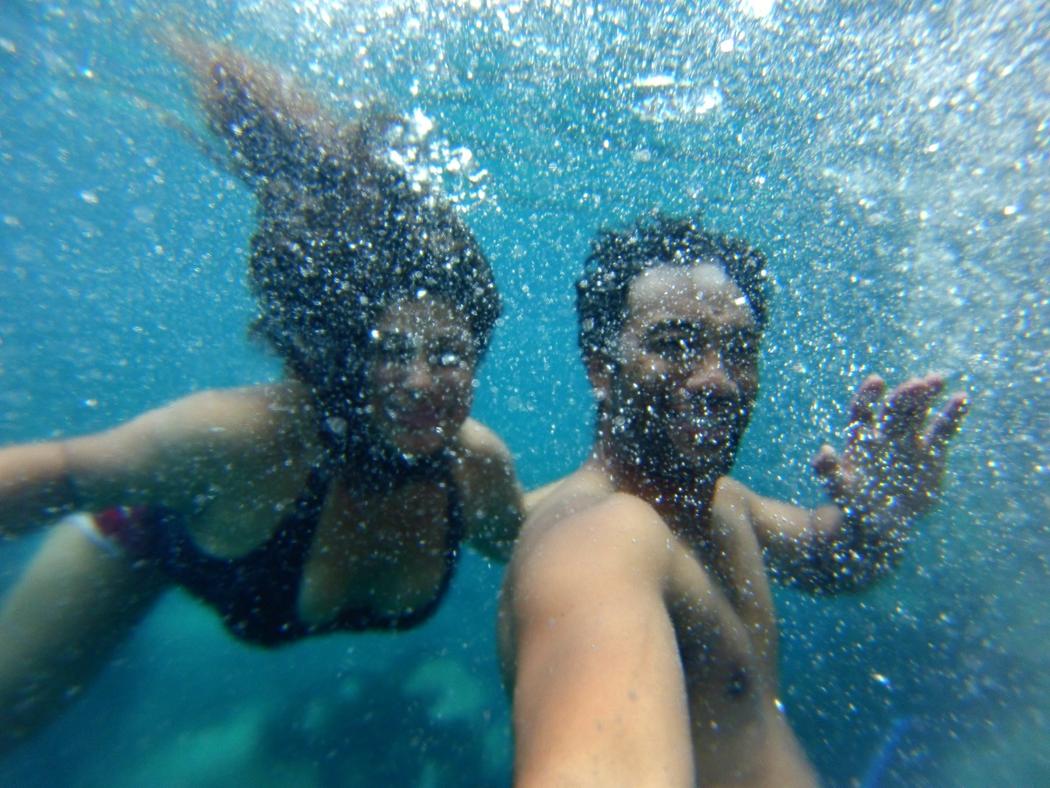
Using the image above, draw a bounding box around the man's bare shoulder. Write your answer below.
[517,467,610,542]
[503,478,678,665]
[513,469,674,582]
[711,475,761,528]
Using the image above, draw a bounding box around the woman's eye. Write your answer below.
[431,350,464,368]
[376,339,413,364]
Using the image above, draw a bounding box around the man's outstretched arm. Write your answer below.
[743,374,968,593]
[506,497,694,787]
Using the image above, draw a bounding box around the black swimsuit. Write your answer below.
[95,453,466,647]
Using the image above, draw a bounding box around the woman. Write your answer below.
[0,41,522,749]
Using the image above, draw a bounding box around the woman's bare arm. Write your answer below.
[0,385,301,538]
[457,419,525,563]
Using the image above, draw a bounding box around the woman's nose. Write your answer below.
[403,355,434,390]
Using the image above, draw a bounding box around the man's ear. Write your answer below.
[586,355,613,401]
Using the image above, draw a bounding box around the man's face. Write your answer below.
[601,262,761,485]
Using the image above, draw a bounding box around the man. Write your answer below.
[500,214,967,786]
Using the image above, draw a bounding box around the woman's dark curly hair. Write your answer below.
[576,212,769,366]
[182,42,500,415]
[247,141,500,400]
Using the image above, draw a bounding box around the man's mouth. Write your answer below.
[667,407,737,447]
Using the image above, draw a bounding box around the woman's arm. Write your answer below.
[0,410,170,537]
[0,385,295,538]
[0,517,169,752]
[0,441,82,536]
[457,419,525,563]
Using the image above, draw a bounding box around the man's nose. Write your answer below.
[682,349,736,394]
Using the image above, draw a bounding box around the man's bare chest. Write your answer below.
[670,529,780,692]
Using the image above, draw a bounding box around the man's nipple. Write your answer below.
[727,667,750,698]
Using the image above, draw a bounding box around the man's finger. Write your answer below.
[849,375,886,427]
[813,445,850,504]
[925,392,968,455]
[882,376,943,443]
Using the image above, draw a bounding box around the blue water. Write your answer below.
[1,1,1047,785]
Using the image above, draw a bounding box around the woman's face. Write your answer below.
[365,295,478,457]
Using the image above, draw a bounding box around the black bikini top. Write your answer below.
[138,450,466,647]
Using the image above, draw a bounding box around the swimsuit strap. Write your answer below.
[331,448,467,632]
[263,463,333,564]
[143,463,332,645]
[135,446,465,645]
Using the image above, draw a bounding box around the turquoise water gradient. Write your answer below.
[1,1,1047,785]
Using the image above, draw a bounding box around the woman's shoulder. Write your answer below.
[448,418,523,563]
[141,382,319,457]
[452,418,513,465]
[168,380,294,412]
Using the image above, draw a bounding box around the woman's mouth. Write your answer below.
[386,403,443,430]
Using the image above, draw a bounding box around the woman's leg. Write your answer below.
[0,515,169,752]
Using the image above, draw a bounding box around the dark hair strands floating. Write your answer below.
[168,36,501,391]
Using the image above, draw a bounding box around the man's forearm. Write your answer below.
[798,503,909,594]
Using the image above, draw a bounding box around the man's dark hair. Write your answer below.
[576,212,770,366]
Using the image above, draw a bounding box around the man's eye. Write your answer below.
[650,336,689,358]
[723,337,754,363]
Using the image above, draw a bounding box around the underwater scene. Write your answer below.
[0,0,1046,785]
